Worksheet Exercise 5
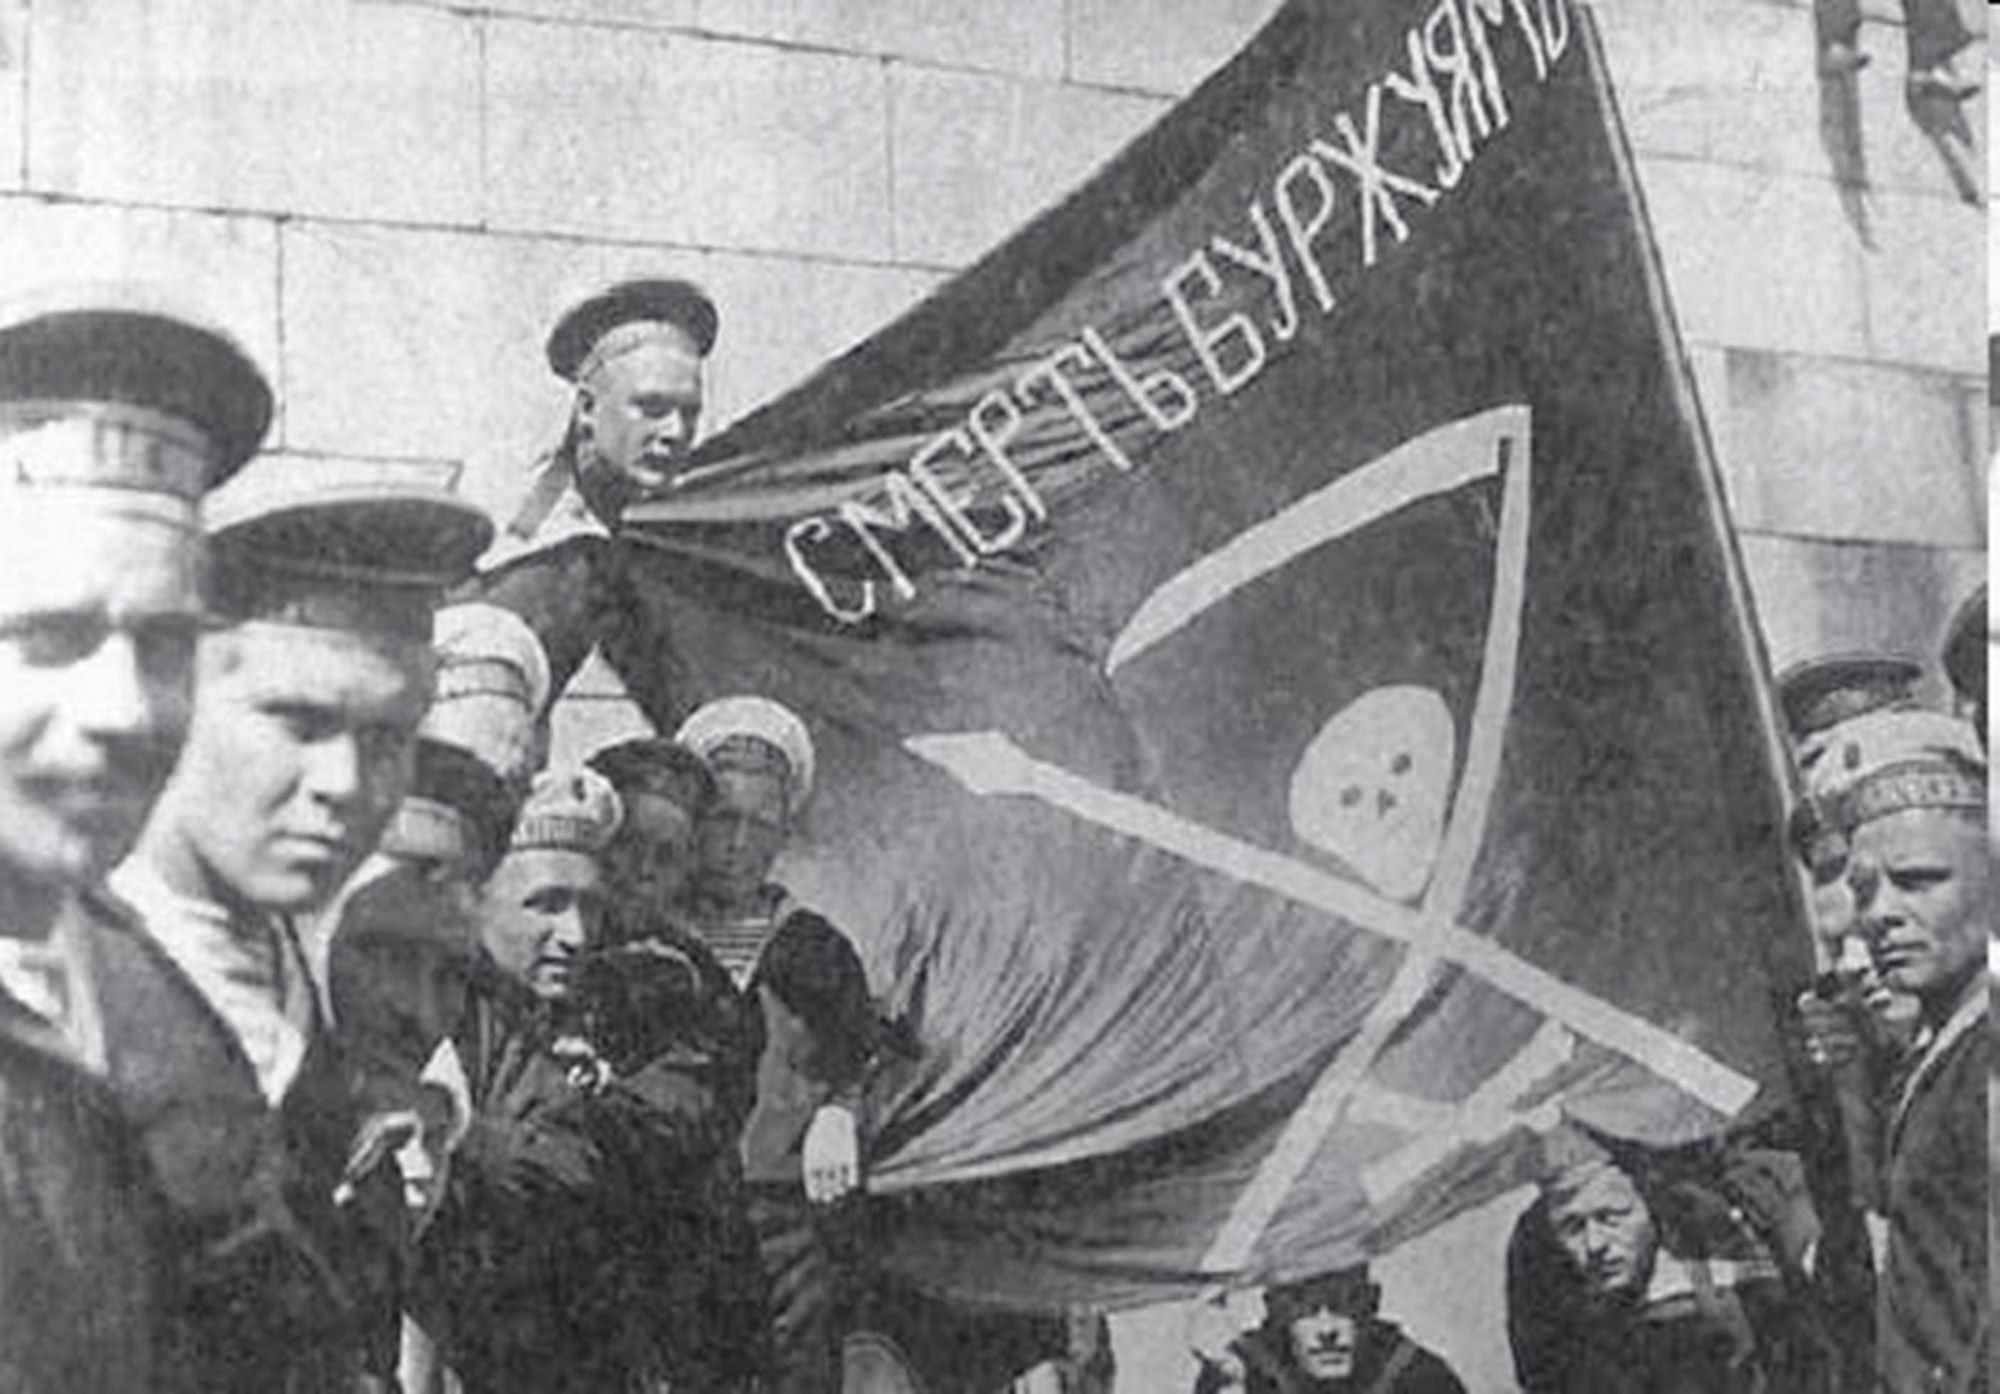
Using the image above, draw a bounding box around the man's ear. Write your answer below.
[572,388,597,441]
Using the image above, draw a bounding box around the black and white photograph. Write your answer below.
[0,0,1986,1390]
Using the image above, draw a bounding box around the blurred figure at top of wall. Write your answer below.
[1813,0,1978,99]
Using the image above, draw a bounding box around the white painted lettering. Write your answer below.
[967,388,1049,522]
[1382,28,1468,190]
[1311,83,1441,268]
[836,471,972,605]
[1467,0,1547,81]
[1538,0,1569,62]
[1164,252,1269,396]
[1211,200,1301,343]
[1078,325,1199,432]
[1274,154,1341,314]
[909,428,1033,558]
[785,514,876,624]
[1017,343,1139,473]
[1422,0,1500,161]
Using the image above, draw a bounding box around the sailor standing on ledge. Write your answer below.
[470,277,719,703]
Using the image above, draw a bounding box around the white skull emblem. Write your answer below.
[1287,685,1456,902]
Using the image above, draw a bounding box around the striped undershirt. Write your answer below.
[703,914,779,990]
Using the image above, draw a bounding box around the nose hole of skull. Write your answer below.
[1340,785,1363,809]
[1377,789,1397,815]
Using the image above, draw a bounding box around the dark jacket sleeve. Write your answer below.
[1403,1343,1471,1394]
[1505,1195,1593,1394]
[457,536,614,704]
[754,909,880,1092]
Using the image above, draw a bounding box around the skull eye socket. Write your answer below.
[1287,684,1457,902]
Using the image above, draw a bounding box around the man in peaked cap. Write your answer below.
[89,457,491,1391]
[1940,584,1985,744]
[467,277,719,703]
[0,286,268,1393]
[1189,1262,1465,1393]
[1776,652,1926,773]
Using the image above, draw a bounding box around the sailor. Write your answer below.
[584,734,771,1389]
[1775,652,1926,773]
[1189,1263,1467,1394]
[1939,585,1986,743]
[92,455,492,1390]
[320,598,550,1389]
[1779,652,1933,1215]
[418,765,672,1393]
[469,277,718,700]
[1504,1125,1838,1393]
[1796,709,1989,1392]
[0,285,269,1391]
[677,695,884,1394]
[326,599,552,1222]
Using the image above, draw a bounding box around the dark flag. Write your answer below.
[582,0,1813,1308]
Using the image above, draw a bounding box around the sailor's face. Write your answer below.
[1549,1166,1657,1300]
[576,335,704,501]
[331,856,480,1052]
[602,790,699,925]
[1286,1306,1359,1383]
[1849,807,1989,1015]
[479,846,606,1000]
[0,510,200,895]
[695,761,790,911]
[171,626,428,912]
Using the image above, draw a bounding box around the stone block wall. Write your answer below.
[3,1,1983,1388]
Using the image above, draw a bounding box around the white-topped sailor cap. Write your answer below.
[422,601,553,792]
[546,278,719,384]
[203,456,495,650]
[0,284,272,608]
[510,766,623,855]
[1789,707,1986,870]
[675,695,816,815]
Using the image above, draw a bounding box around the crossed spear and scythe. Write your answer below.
[903,406,1756,1274]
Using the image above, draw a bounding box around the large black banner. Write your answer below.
[587,0,1810,1308]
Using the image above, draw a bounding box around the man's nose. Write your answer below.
[548,906,589,955]
[71,631,158,742]
[1833,935,1874,978]
[1855,892,1903,941]
[303,733,364,806]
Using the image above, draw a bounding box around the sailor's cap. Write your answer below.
[204,456,495,646]
[0,285,271,512]
[546,278,718,383]
[1775,652,1924,754]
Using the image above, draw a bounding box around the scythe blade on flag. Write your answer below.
[904,404,1756,1275]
